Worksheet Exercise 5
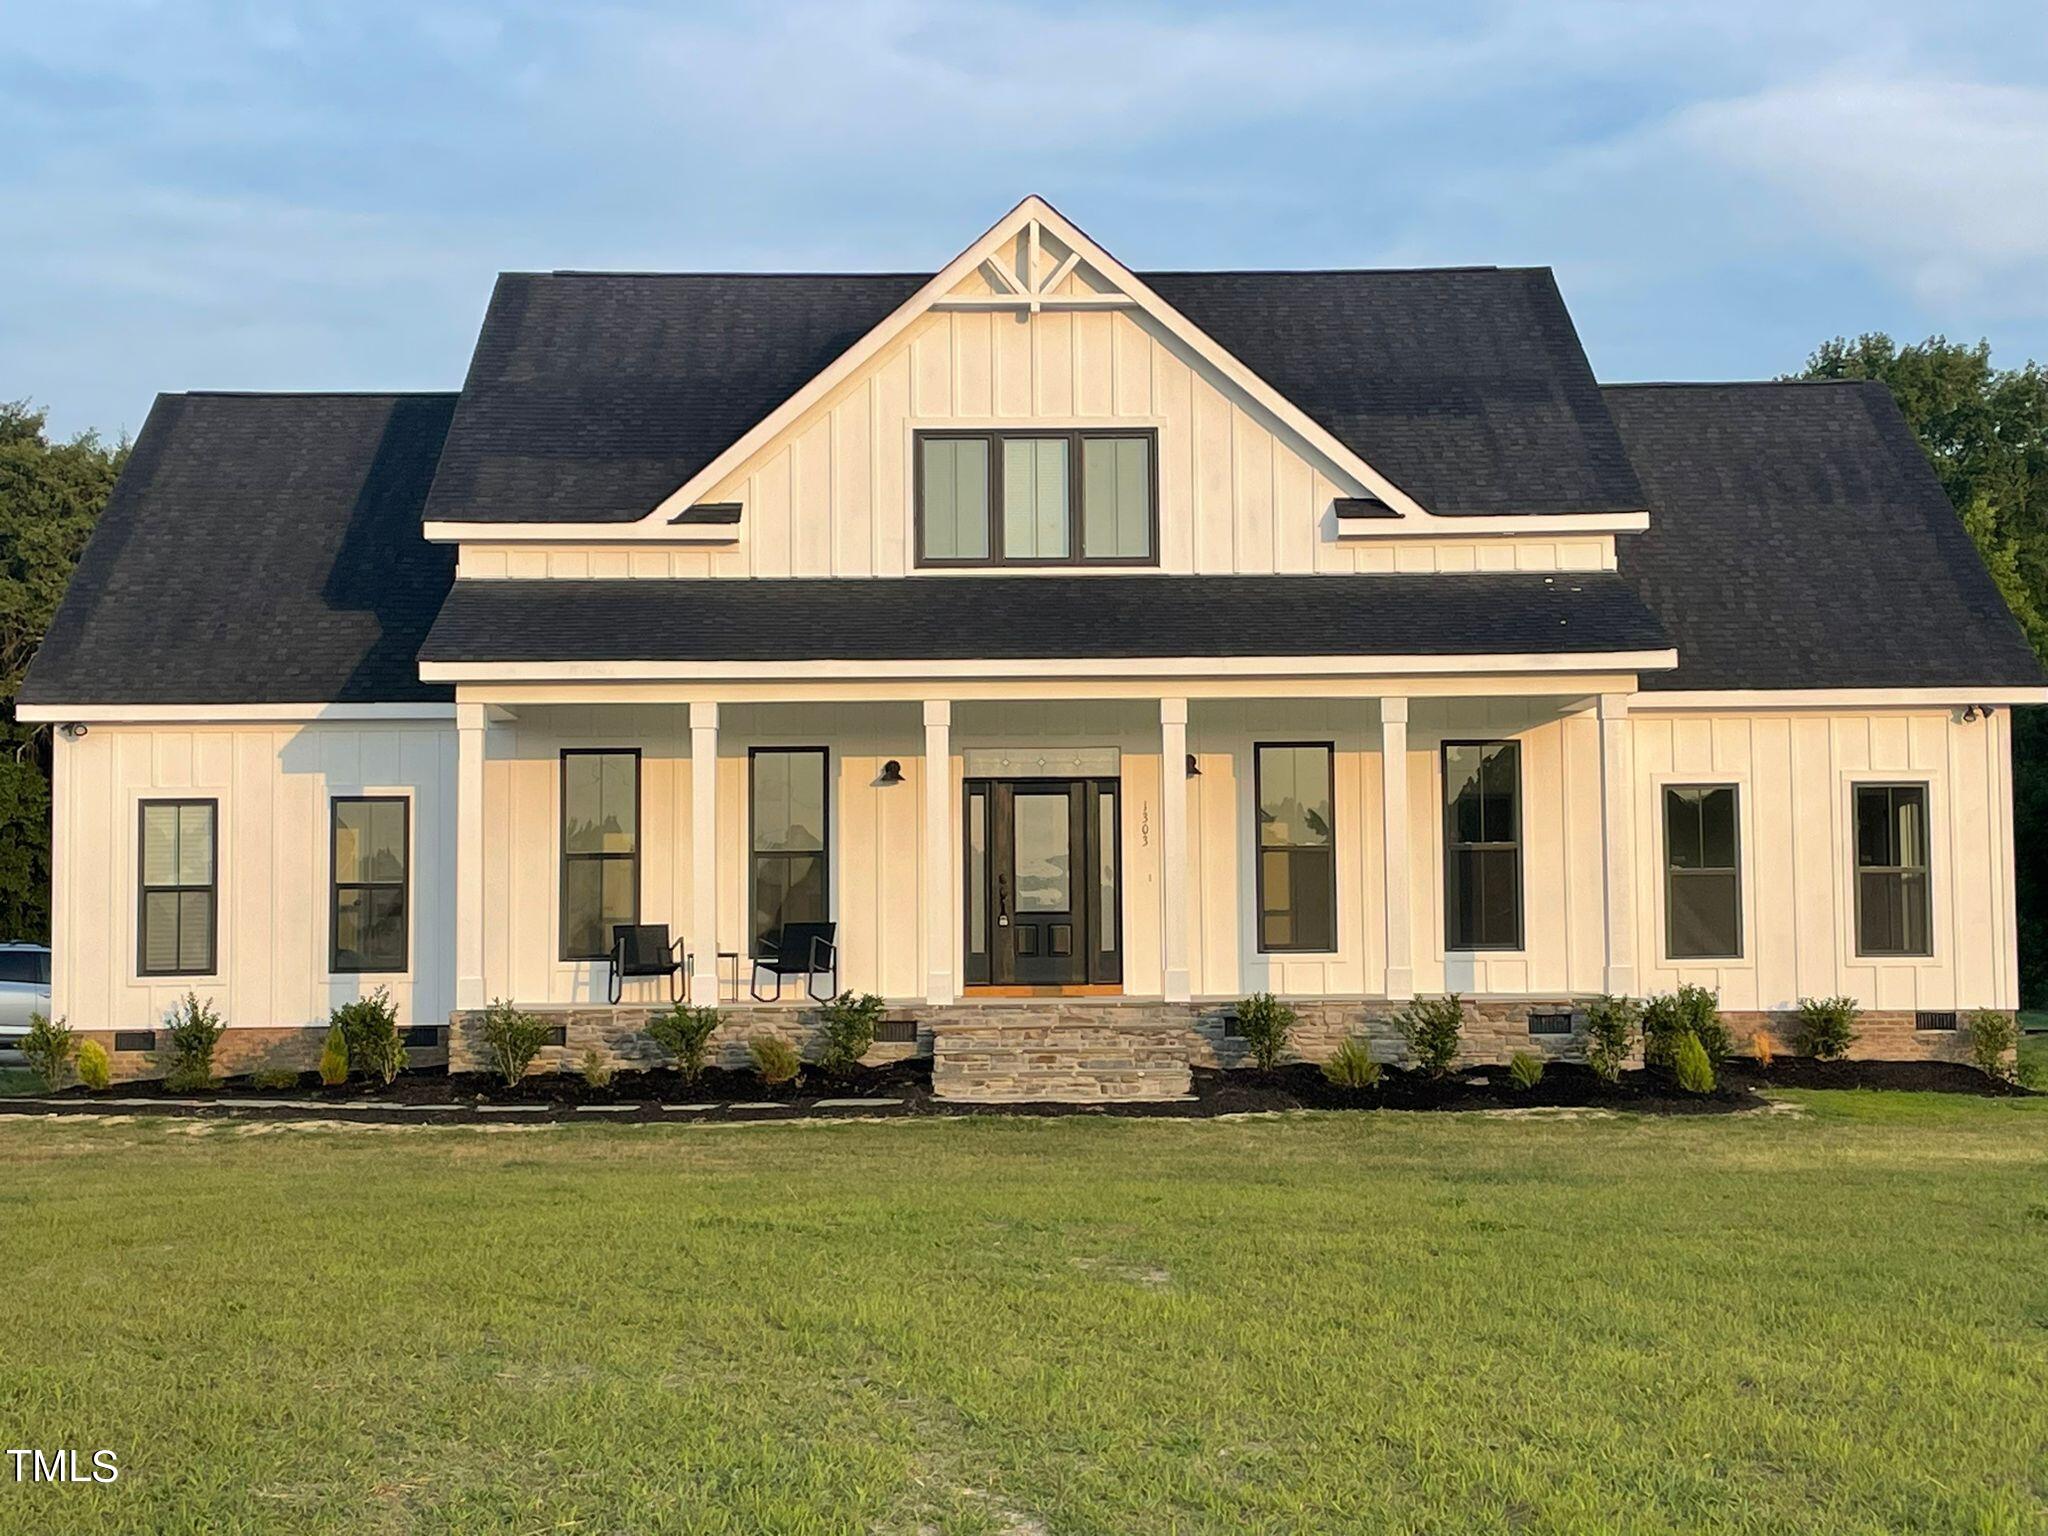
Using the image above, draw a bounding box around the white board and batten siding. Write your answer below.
[452,303,1616,582]
[47,700,2017,1025]
[49,722,456,1031]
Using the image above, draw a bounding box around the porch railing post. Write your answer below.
[1160,697,1191,1003]
[1597,692,1637,997]
[923,700,954,1006]
[689,700,721,1007]
[1380,696,1414,1001]
[455,701,486,1011]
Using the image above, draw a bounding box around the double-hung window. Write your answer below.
[750,748,829,956]
[1255,743,1336,952]
[1855,783,1931,956]
[1663,785,1741,959]
[138,799,217,976]
[331,796,409,973]
[561,751,640,960]
[1444,742,1521,951]
[916,429,1155,566]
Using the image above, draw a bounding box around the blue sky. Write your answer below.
[6,1,2046,440]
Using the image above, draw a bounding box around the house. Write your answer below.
[19,197,2042,1098]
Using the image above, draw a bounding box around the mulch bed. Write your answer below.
[6,1053,2028,1125]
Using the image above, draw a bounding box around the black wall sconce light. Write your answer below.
[879,759,904,785]
[1962,704,1998,723]
[1185,754,1201,778]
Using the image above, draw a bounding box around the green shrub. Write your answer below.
[1394,994,1464,1078]
[1795,995,1860,1060]
[750,1034,800,1086]
[649,1002,720,1085]
[816,992,886,1076]
[579,1049,615,1090]
[1968,1010,2019,1082]
[1673,1031,1716,1094]
[1582,994,1640,1083]
[1321,1038,1382,1090]
[75,1038,111,1092]
[248,1066,301,1091]
[479,1000,551,1087]
[1642,984,1732,1066]
[1508,1051,1545,1091]
[318,1024,349,1087]
[162,993,224,1091]
[332,987,406,1086]
[2020,1054,2047,1093]
[21,1012,76,1090]
[1233,993,1298,1071]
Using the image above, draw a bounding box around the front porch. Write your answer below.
[448,678,1646,1005]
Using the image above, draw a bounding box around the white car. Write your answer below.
[0,943,52,1061]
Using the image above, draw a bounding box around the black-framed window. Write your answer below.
[1255,743,1336,952]
[1664,784,1741,960]
[750,748,829,957]
[915,428,1157,567]
[331,796,409,973]
[1444,741,1521,951]
[561,750,639,960]
[138,799,217,976]
[1855,783,1931,957]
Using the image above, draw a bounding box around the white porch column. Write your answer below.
[1379,697,1414,1001]
[1598,692,1637,996]
[454,702,487,1011]
[923,700,955,1005]
[1160,698,1192,1003]
[689,701,721,1007]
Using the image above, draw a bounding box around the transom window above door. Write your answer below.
[916,429,1156,567]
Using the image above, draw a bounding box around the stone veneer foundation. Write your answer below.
[73,999,2003,1090]
[70,1026,448,1085]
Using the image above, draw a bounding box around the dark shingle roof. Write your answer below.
[423,266,1643,523]
[1606,381,2042,691]
[418,573,1670,664]
[20,392,457,706]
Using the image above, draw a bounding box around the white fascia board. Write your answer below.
[425,521,736,544]
[14,702,458,724]
[1336,511,1649,537]
[1630,686,2048,710]
[420,650,1680,684]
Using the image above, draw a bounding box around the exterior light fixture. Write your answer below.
[60,723,88,739]
[1186,754,1201,778]
[879,759,904,785]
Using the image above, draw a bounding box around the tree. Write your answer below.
[0,401,127,941]
[1799,337,2048,1002]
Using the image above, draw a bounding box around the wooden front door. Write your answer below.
[964,778,1121,988]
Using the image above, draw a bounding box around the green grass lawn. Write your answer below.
[3,1097,2046,1534]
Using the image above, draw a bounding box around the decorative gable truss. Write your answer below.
[435,198,1649,576]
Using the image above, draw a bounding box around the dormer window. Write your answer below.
[915,429,1156,568]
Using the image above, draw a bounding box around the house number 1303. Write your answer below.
[1141,802,1150,847]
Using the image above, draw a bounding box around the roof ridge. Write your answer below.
[1602,378,1877,392]
[178,388,460,400]
[507,264,1523,281]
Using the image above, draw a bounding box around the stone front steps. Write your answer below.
[931,1015,1195,1103]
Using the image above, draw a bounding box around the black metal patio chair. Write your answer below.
[751,920,838,1003]
[608,923,686,1005]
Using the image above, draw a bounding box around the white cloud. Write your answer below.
[1675,75,2048,311]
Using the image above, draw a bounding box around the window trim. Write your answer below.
[329,794,412,976]
[748,746,831,960]
[1441,739,1524,953]
[1852,780,1933,959]
[1661,782,1744,962]
[1253,741,1339,955]
[136,797,219,978]
[558,749,642,962]
[913,427,1161,569]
